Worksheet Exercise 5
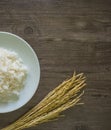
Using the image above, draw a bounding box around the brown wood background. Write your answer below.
[0,0,111,130]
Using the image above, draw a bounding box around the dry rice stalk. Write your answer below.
[2,72,86,130]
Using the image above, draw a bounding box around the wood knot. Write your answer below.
[24,26,33,34]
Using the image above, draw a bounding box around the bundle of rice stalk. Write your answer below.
[2,72,86,130]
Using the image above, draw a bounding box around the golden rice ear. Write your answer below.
[2,73,86,130]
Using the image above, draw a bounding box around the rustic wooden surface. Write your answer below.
[0,0,111,130]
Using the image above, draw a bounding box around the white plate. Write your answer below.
[0,32,40,113]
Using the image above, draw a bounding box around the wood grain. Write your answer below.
[0,0,111,130]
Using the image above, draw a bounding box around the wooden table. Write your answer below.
[0,0,111,130]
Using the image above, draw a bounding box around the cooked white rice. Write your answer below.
[0,48,27,103]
